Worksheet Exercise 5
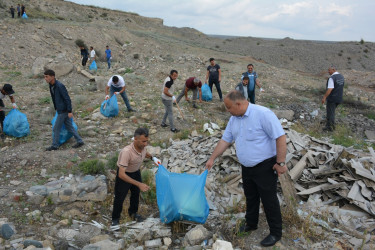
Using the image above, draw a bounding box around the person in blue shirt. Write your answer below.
[105,45,112,69]
[206,90,286,247]
[241,64,264,104]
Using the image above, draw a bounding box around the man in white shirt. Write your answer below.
[105,75,135,112]
[89,46,96,61]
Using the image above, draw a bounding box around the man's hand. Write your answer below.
[260,88,265,92]
[321,97,326,104]
[185,97,190,101]
[115,92,120,95]
[172,96,176,102]
[105,95,110,100]
[12,103,17,109]
[68,112,73,119]
[272,164,287,176]
[138,183,150,192]
[152,157,161,166]
[206,158,214,170]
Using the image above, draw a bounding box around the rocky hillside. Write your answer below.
[0,0,375,249]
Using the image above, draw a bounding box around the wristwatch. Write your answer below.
[277,162,285,167]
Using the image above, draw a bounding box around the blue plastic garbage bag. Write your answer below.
[156,164,209,224]
[100,95,119,117]
[22,13,28,19]
[51,112,78,145]
[3,109,30,137]
[89,60,97,71]
[201,83,212,101]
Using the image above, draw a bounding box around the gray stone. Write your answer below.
[29,185,48,196]
[144,238,162,248]
[365,130,375,140]
[95,76,108,92]
[84,239,121,250]
[1,224,14,240]
[23,239,43,248]
[273,109,295,121]
[48,61,74,77]
[184,225,211,246]
[31,57,52,76]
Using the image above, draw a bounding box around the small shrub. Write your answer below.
[257,42,260,45]
[364,49,369,53]
[360,38,364,44]
[141,169,156,205]
[75,39,86,48]
[100,12,107,17]
[124,68,134,74]
[366,111,375,120]
[39,96,51,104]
[338,53,342,56]
[107,153,119,170]
[77,159,105,175]
[114,37,123,46]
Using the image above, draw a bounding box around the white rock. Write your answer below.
[212,239,233,250]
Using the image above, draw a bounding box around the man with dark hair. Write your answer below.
[321,65,344,131]
[44,69,84,151]
[111,127,161,227]
[105,75,135,112]
[241,64,263,104]
[161,70,179,133]
[17,4,21,18]
[0,84,17,139]
[105,45,112,69]
[235,76,250,101]
[10,6,15,18]
[176,77,203,108]
[80,46,88,66]
[206,90,286,247]
[89,46,96,62]
[205,58,223,101]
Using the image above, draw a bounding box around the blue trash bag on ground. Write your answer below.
[3,109,30,137]
[51,112,78,145]
[156,164,209,224]
[201,83,212,101]
[22,13,28,19]
[100,95,119,117]
[89,60,97,71]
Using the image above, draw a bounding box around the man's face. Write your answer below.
[242,79,249,85]
[134,135,149,150]
[247,65,254,72]
[171,72,178,80]
[224,98,243,116]
[44,75,54,84]
[328,68,334,75]
[210,60,215,66]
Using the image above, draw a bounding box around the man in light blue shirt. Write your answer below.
[206,90,286,247]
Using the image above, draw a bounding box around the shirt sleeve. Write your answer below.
[327,78,334,88]
[117,149,129,169]
[119,77,126,87]
[165,79,173,88]
[261,110,285,140]
[59,84,72,113]
[222,117,234,143]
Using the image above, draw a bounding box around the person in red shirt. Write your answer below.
[176,77,202,108]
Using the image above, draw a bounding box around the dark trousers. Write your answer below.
[249,90,255,104]
[326,102,339,129]
[52,112,83,148]
[0,99,5,130]
[110,85,132,111]
[242,156,282,237]
[209,80,223,100]
[82,56,88,66]
[112,169,141,221]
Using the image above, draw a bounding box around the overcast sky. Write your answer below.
[68,0,375,42]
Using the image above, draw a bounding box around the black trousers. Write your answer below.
[242,156,282,237]
[326,102,339,129]
[111,169,141,221]
[0,99,5,130]
[209,80,223,100]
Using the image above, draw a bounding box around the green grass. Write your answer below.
[38,96,51,104]
[106,152,119,170]
[331,125,365,148]
[141,169,156,205]
[4,71,22,77]
[76,159,105,175]
[366,112,375,120]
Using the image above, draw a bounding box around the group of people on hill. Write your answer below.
[0,56,344,247]
[9,4,25,18]
[79,45,112,69]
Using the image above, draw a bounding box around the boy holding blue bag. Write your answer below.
[0,84,17,139]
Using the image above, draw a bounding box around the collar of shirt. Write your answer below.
[130,142,142,155]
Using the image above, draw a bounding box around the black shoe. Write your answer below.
[72,142,84,148]
[239,224,258,233]
[0,133,5,140]
[171,128,180,133]
[220,98,223,102]
[173,103,176,106]
[193,104,198,109]
[111,219,119,226]
[128,108,136,112]
[46,146,58,151]
[130,213,144,222]
[260,234,281,247]
[161,123,168,128]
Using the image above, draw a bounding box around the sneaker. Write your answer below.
[323,126,333,132]
[72,142,84,148]
[111,219,119,226]
[193,104,197,109]
[161,123,168,128]
[171,128,180,133]
[0,133,5,139]
[130,213,144,222]
[46,146,58,151]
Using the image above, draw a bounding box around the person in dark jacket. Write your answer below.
[235,76,250,101]
[321,65,345,131]
[80,46,89,66]
[44,69,84,151]
[10,6,15,18]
